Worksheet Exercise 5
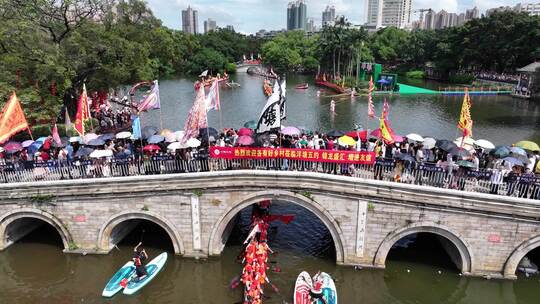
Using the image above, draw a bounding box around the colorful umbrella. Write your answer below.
[160,129,173,137]
[338,135,356,147]
[345,130,367,141]
[238,135,254,146]
[35,137,48,143]
[370,129,403,142]
[515,141,540,152]
[474,139,495,150]
[27,142,43,154]
[238,128,254,136]
[282,126,301,136]
[4,142,23,153]
[143,144,161,152]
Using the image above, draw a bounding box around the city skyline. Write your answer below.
[146,0,534,34]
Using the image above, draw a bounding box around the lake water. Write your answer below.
[2,74,540,303]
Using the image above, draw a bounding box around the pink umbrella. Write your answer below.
[237,128,254,136]
[3,141,22,153]
[238,135,254,146]
[282,126,301,136]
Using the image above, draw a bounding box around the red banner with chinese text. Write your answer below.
[210,147,376,165]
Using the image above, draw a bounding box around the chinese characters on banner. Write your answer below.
[210,147,376,165]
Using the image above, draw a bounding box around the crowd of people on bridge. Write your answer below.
[1,122,540,199]
[473,71,521,84]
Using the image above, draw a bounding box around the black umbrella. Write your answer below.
[448,147,471,158]
[255,133,271,146]
[490,146,511,158]
[199,127,218,138]
[75,147,94,157]
[436,139,458,152]
[142,126,159,139]
[327,130,345,138]
[87,138,106,147]
[395,153,416,163]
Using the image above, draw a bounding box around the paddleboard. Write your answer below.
[313,272,337,304]
[294,271,313,304]
[123,252,168,295]
[102,261,135,297]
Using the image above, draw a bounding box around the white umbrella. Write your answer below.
[474,139,495,150]
[69,136,82,143]
[89,149,113,158]
[187,138,201,148]
[454,136,475,146]
[116,131,132,139]
[174,131,185,142]
[167,142,188,150]
[83,133,99,144]
[423,138,436,149]
[0,147,4,153]
[406,133,424,142]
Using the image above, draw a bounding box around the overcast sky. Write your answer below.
[146,0,524,34]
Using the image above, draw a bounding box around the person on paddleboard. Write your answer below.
[133,242,148,281]
[310,271,327,304]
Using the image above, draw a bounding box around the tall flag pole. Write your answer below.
[279,79,287,121]
[368,76,375,119]
[457,88,473,146]
[74,84,91,137]
[0,92,31,144]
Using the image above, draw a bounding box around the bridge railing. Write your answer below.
[0,157,538,199]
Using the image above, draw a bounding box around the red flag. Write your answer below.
[0,92,30,144]
[368,76,375,119]
[52,123,61,146]
[74,84,91,137]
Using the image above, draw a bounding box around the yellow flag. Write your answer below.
[379,117,395,144]
[457,88,473,137]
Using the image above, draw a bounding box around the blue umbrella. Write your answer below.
[142,126,159,139]
[22,140,34,148]
[27,142,43,154]
[99,133,115,141]
[147,135,165,144]
[490,146,510,158]
[75,147,94,158]
[502,157,524,167]
[35,137,48,143]
[87,138,106,147]
[115,150,132,159]
[377,79,391,84]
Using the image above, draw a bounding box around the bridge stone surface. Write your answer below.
[0,170,539,279]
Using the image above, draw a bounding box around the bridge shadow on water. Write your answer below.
[115,220,175,254]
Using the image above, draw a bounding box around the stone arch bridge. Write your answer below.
[1,170,539,280]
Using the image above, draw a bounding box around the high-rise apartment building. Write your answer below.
[322,5,336,27]
[422,7,479,29]
[182,6,198,34]
[226,25,235,31]
[287,0,307,30]
[514,3,540,16]
[465,7,479,19]
[204,18,217,33]
[365,0,384,28]
[306,18,316,32]
[380,0,412,28]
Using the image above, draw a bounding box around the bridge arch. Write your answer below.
[208,190,346,264]
[503,235,540,278]
[374,222,473,274]
[98,211,184,255]
[0,208,72,251]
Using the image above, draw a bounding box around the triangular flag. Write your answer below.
[52,124,62,146]
[0,92,30,144]
[74,84,91,137]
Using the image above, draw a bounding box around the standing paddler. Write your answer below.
[133,242,148,281]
